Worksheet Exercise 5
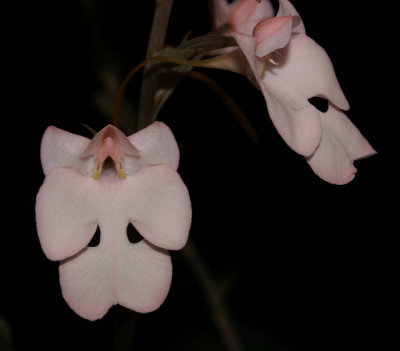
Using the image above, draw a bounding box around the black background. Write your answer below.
[2,1,397,350]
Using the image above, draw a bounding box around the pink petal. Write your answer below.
[128,121,180,171]
[122,165,192,250]
[260,34,350,156]
[59,240,172,320]
[306,104,376,184]
[229,0,274,35]
[276,0,305,34]
[80,124,139,159]
[40,126,90,176]
[212,0,232,28]
[35,168,98,261]
[79,124,140,179]
[253,16,293,57]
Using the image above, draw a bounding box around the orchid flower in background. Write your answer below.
[35,122,192,320]
[212,0,375,184]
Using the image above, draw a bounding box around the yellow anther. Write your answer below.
[116,162,127,179]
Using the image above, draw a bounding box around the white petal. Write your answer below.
[117,241,172,313]
[40,126,91,176]
[59,240,172,320]
[122,165,192,250]
[232,32,321,156]
[35,168,98,261]
[264,34,349,111]
[306,104,376,184]
[128,122,180,171]
[262,92,322,156]
[59,246,114,321]
[260,34,350,156]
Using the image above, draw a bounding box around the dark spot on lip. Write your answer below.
[308,96,329,113]
[127,223,143,244]
[88,226,101,247]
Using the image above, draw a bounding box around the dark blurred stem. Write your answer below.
[137,0,174,131]
[113,308,138,351]
[181,241,242,351]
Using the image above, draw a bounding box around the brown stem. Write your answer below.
[112,55,234,128]
[137,0,174,131]
[113,59,149,127]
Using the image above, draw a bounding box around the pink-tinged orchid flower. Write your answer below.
[35,122,192,320]
[213,0,375,184]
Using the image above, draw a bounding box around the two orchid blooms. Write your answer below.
[35,0,375,320]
